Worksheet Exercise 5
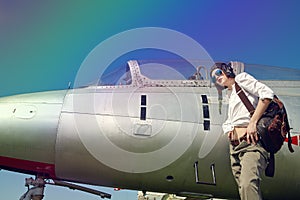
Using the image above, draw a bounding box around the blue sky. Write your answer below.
[1,1,300,199]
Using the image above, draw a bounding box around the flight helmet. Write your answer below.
[211,62,236,80]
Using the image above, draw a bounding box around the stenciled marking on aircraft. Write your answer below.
[201,94,210,131]
[285,135,300,146]
[140,94,147,120]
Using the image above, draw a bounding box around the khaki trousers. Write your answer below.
[230,141,269,200]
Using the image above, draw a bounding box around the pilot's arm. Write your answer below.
[247,98,272,144]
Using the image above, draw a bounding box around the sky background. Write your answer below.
[1,0,300,199]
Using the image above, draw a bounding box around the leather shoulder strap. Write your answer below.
[235,82,255,114]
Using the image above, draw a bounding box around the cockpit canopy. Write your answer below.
[82,60,300,87]
[98,60,213,87]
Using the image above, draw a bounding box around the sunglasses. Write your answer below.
[211,69,223,83]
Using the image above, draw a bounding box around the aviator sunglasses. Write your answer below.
[211,69,223,83]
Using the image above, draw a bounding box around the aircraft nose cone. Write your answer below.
[0,90,66,176]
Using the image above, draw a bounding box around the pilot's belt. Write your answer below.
[230,127,247,146]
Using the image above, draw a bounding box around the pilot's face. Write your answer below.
[212,69,228,86]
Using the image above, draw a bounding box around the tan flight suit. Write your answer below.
[230,128,269,200]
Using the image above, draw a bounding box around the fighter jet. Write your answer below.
[0,60,299,199]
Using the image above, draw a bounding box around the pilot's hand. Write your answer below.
[247,122,259,144]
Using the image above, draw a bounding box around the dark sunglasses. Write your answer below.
[213,69,223,76]
[211,69,223,83]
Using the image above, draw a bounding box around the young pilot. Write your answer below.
[211,62,274,200]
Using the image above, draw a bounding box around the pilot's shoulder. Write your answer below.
[235,72,256,82]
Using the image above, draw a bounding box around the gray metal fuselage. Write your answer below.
[0,61,300,199]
